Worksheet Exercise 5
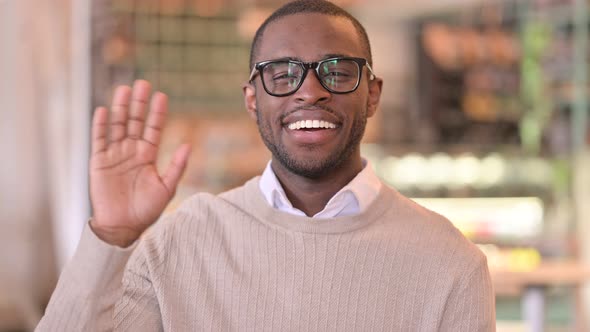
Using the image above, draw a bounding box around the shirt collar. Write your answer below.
[258,159,382,218]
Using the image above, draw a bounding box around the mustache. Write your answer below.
[279,104,337,123]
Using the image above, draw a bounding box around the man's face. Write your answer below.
[244,13,382,179]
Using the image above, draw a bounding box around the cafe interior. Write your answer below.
[1,0,590,330]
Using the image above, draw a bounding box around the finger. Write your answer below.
[162,144,191,194]
[127,80,151,139]
[142,92,168,147]
[91,107,109,154]
[109,85,132,142]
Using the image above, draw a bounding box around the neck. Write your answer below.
[271,155,363,216]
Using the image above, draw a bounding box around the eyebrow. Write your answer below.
[322,53,349,59]
[264,54,353,63]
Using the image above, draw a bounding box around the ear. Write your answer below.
[243,82,257,121]
[366,77,383,118]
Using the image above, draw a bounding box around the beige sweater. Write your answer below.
[37,177,495,331]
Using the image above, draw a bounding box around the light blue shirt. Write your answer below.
[258,159,382,218]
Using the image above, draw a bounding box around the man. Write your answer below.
[37,0,495,330]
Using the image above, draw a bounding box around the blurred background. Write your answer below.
[1,0,590,331]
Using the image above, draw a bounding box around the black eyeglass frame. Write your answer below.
[248,56,376,97]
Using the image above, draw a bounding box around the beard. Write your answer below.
[255,106,367,179]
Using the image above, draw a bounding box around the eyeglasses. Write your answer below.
[248,57,376,97]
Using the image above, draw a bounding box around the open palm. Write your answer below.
[89,80,190,246]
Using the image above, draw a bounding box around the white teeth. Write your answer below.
[287,120,337,130]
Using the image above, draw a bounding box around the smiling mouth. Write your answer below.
[287,119,337,130]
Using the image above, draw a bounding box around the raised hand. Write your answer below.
[89,80,191,247]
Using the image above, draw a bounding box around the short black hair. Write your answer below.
[249,0,373,69]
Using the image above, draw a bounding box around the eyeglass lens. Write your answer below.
[261,59,360,95]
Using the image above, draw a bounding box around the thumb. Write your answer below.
[162,143,191,195]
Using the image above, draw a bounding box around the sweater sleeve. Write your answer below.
[36,222,137,331]
[438,256,496,332]
[112,240,163,331]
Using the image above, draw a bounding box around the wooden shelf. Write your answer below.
[491,259,590,295]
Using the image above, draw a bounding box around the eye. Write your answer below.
[323,71,352,78]
[272,71,299,81]
[319,59,359,82]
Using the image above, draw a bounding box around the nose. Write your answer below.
[293,69,331,104]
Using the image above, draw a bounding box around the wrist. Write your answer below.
[89,219,142,248]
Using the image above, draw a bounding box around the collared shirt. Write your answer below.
[259,159,382,218]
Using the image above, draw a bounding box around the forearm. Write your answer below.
[36,222,136,331]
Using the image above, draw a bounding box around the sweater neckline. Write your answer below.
[242,177,396,234]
